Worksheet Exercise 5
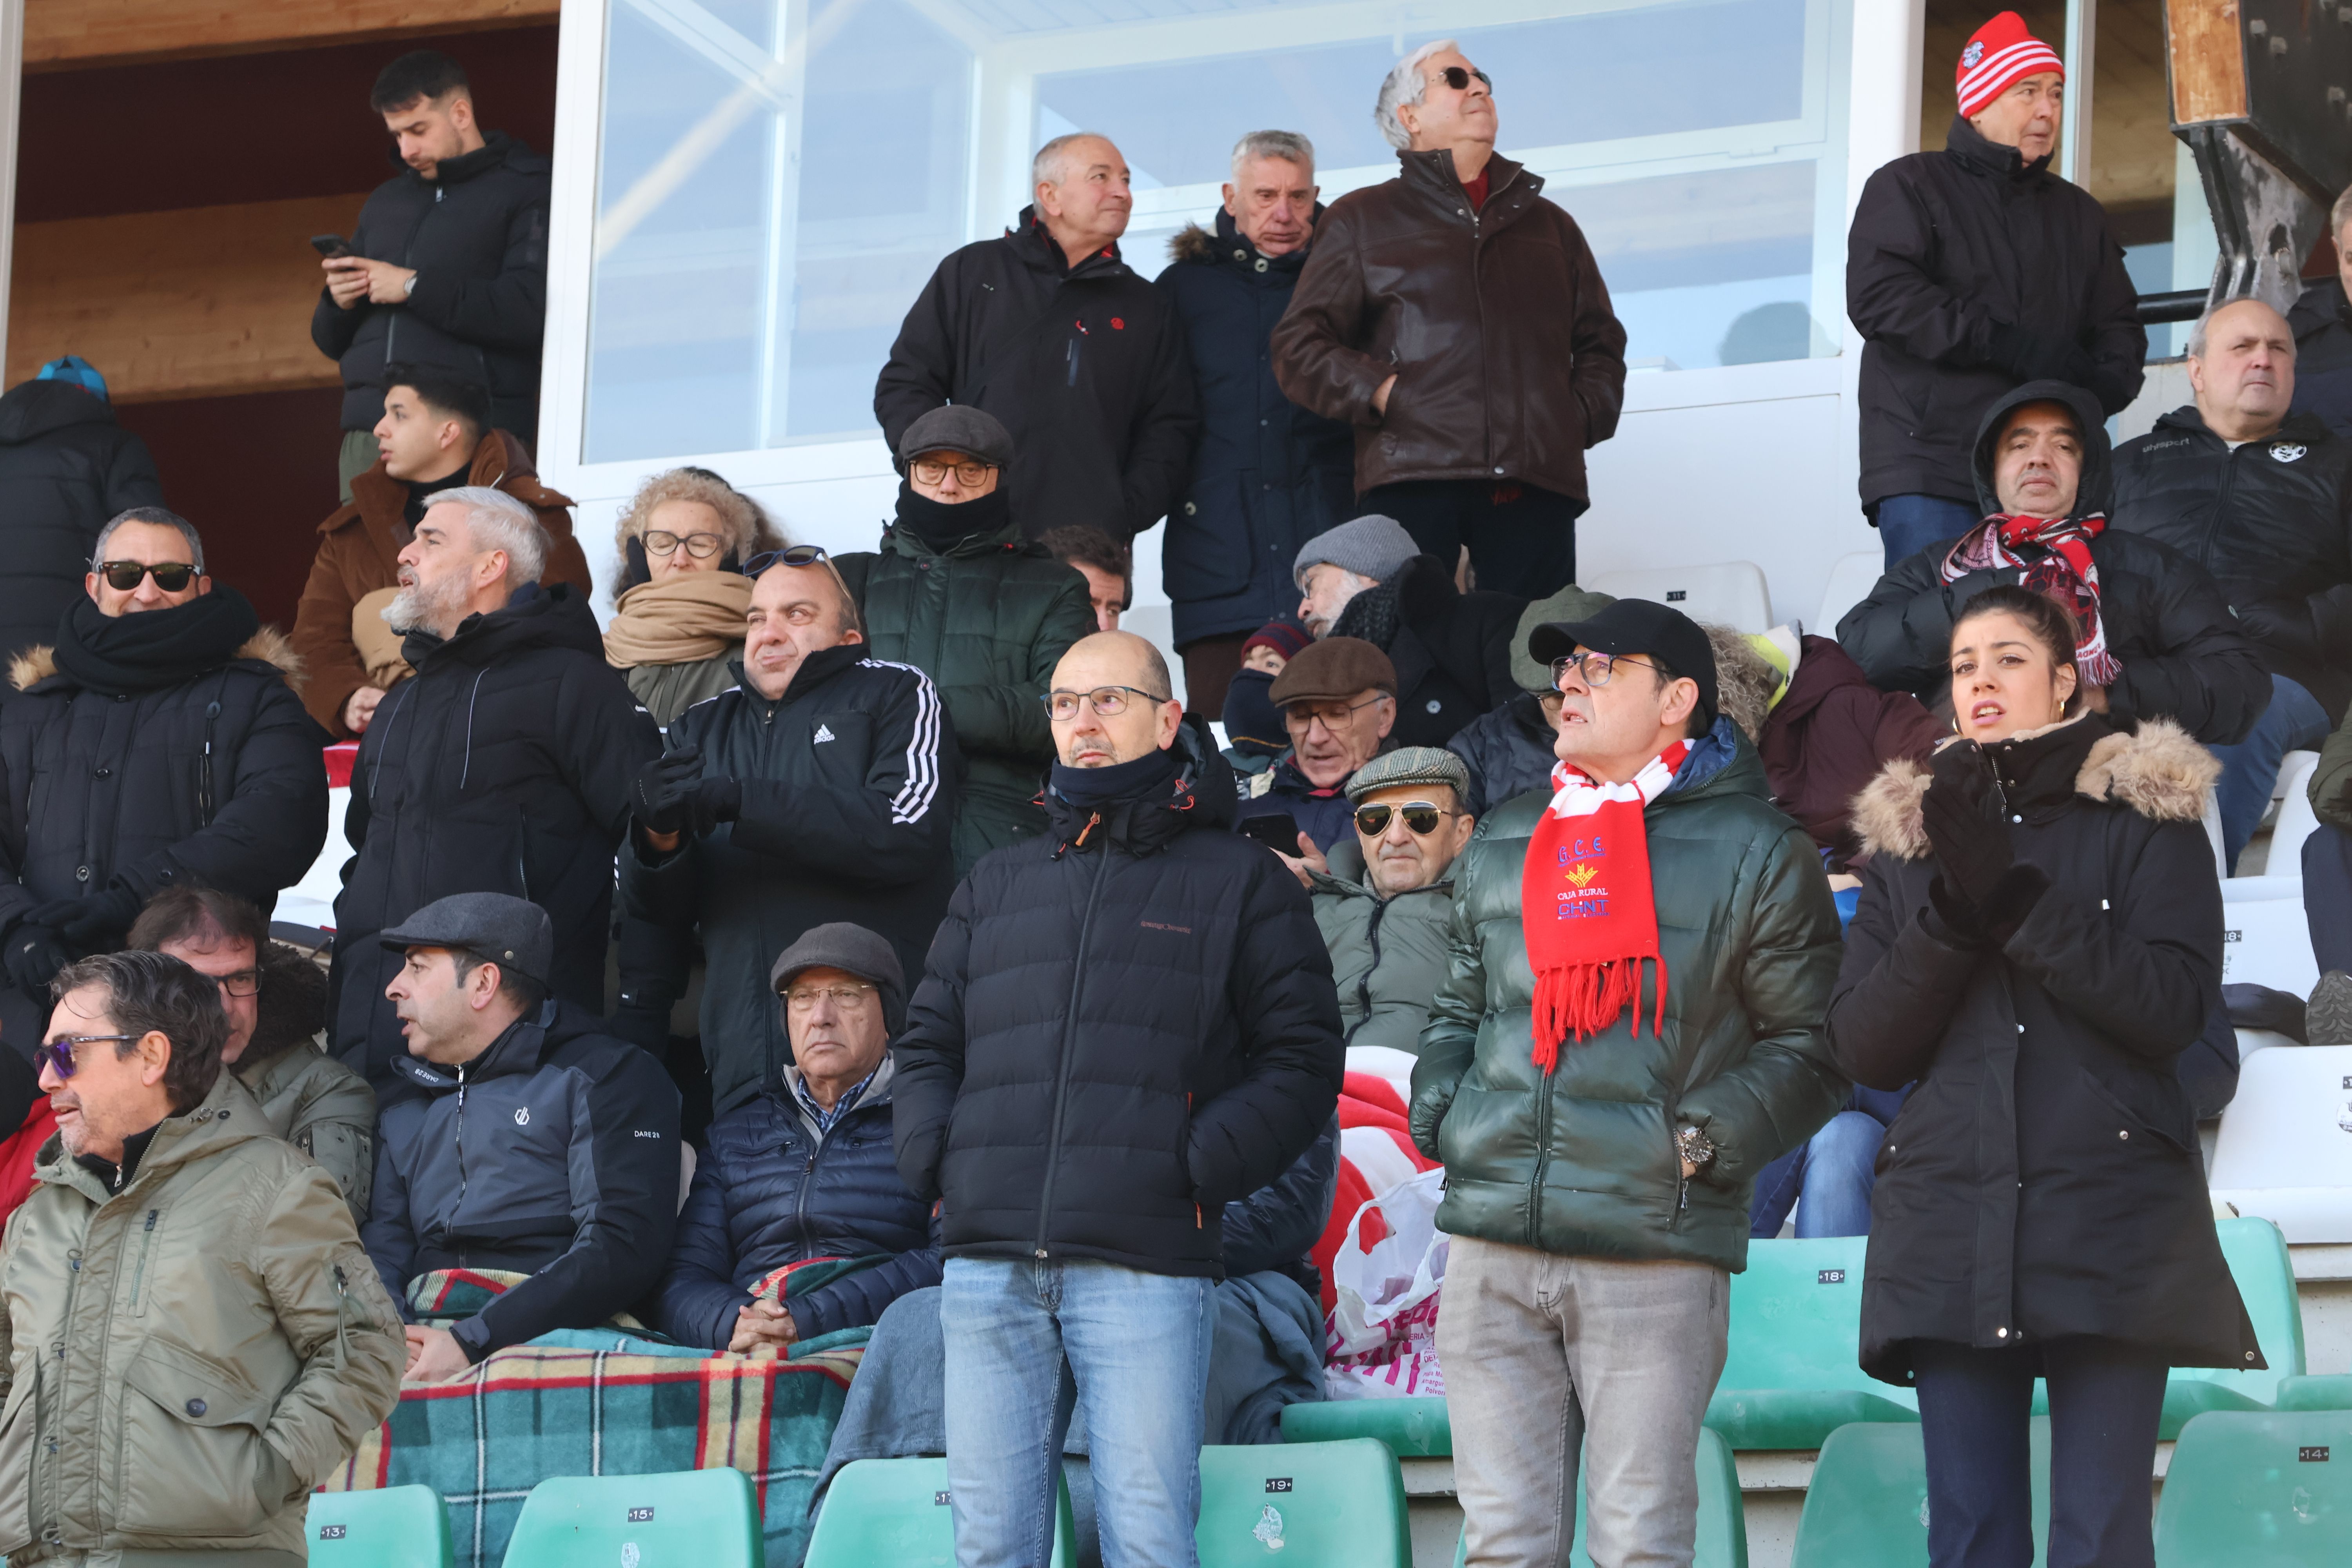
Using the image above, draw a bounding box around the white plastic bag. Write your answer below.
[1323,1166,1449,1399]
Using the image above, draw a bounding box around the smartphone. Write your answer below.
[310,234,352,259]
[1238,812,1303,855]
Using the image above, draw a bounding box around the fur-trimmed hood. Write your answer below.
[1851,715,2216,860]
[10,624,305,694]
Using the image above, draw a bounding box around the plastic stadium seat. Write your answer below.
[805,1456,1075,1568]
[1280,1396,1451,1455]
[1704,1236,1917,1451]
[2155,1408,2352,1565]
[2218,879,2319,995]
[503,1468,760,1568]
[2210,1047,2352,1242]
[1790,1417,2053,1568]
[2275,1374,2352,1411]
[306,1486,453,1568]
[2269,751,2325,876]
[1450,1427,1747,1568]
[1196,1438,1409,1568]
[1815,550,1884,636]
[2148,1216,2305,1436]
[1584,562,1773,633]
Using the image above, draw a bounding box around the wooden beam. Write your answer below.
[25,0,559,71]
[7,194,373,403]
[2165,0,2247,126]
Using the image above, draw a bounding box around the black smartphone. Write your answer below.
[1238,812,1302,854]
[310,234,352,259]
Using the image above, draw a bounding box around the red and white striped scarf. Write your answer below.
[1940,512,2123,686]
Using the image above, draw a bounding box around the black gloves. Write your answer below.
[4,926,69,995]
[1921,746,2012,910]
[57,884,142,951]
[689,777,743,837]
[1987,323,2099,391]
[633,747,743,840]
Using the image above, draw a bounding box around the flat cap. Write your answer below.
[1510,584,1617,694]
[1268,636,1397,707]
[379,893,553,984]
[769,922,907,1033]
[898,406,1014,472]
[1344,745,1472,806]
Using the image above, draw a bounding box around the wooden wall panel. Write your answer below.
[25,0,559,70]
[7,194,373,402]
[2165,0,2249,125]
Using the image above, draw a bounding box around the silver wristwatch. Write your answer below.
[403,272,420,298]
[1676,1125,1716,1167]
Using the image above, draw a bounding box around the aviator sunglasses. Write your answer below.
[94,560,198,593]
[1435,65,1492,90]
[740,544,831,576]
[1354,801,1458,837]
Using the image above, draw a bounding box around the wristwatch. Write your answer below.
[1676,1125,1716,1168]
[402,272,420,298]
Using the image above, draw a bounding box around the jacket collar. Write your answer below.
[730,641,866,711]
[1011,206,1129,281]
[1941,114,2052,182]
[1395,147,1537,218]
[392,1000,557,1094]
[1044,717,1237,853]
[405,581,604,673]
[775,1051,896,1141]
[879,512,1031,562]
[391,128,519,185]
[35,1071,269,1207]
[1167,207,1322,281]
[2149,403,2333,450]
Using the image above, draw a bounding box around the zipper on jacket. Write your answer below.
[2202,443,2238,573]
[1066,338,1082,387]
[124,1208,160,1310]
[1349,900,1388,1045]
[332,1265,352,1370]
[1033,840,1114,1258]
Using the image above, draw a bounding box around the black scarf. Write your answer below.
[1050,742,1183,810]
[403,462,476,531]
[53,588,259,696]
[893,482,1011,550]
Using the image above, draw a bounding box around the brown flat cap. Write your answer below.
[1268,636,1397,707]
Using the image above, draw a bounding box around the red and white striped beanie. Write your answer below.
[1955,11,2064,118]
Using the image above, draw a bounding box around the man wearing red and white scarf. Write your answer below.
[1411,599,1845,1567]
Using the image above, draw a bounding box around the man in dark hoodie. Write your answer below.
[330,488,659,1088]
[1837,379,2267,750]
[2287,186,2352,440]
[874,133,1197,544]
[312,51,551,497]
[0,357,163,668]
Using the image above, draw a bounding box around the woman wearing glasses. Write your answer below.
[603,466,783,725]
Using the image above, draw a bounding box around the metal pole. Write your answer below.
[2060,0,2095,188]
[0,0,25,379]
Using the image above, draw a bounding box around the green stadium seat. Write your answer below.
[1279,1396,1452,1455]
[2275,1375,2352,1412]
[2156,1408,2352,1565]
[804,1456,1076,1568]
[503,1468,761,1568]
[1196,1437,1409,1568]
[305,1486,453,1568]
[1447,1427,1748,1568]
[1705,1236,1917,1451]
[1789,1417,2053,1568]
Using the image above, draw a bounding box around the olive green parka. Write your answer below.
[1308,838,1455,1056]
[1409,721,1849,1270]
[0,1071,405,1563]
[231,940,376,1229]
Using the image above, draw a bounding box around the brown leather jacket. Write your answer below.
[1271,150,1628,503]
[290,429,592,736]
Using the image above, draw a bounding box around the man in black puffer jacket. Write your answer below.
[0,507,326,1056]
[0,362,163,669]
[1838,380,2267,748]
[893,630,1342,1568]
[331,487,659,1087]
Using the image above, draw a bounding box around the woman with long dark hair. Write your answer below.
[1830,582,2257,1568]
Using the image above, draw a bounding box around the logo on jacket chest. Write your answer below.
[2270,442,2308,463]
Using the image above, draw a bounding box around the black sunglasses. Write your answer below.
[1436,65,1492,91]
[1355,802,1456,837]
[35,1033,139,1080]
[95,560,198,593]
[740,544,830,577]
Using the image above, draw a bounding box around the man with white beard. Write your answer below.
[326,486,660,1087]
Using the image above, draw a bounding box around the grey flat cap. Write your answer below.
[1510,584,1617,693]
[1292,514,1419,591]
[770,922,907,1033]
[379,893,554,984]
[1344,746,1473,806]
[899,406,1014,471]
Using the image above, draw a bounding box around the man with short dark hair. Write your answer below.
[1234,636,1398,852]
[364,893,681,1384]
[621,550,958,1116]
[1040,523,1132,631]
[313,49,552,496]
[296,365,592,737]
[0,950,405,1561]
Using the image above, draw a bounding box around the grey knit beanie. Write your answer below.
[1292,514,1419,591]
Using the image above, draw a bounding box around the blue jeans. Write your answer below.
[942,1257,1214,1568]
[2307,824,2352,975]
[1871,493,1980,571]
[1748,1111,1884,1238]
[2210,673,2330,871]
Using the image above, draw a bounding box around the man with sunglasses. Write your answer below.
[622,547,958,1118]
[0,505,327,1056]
[1234,635,1398,852]
[1272,39,1626,601]
[894,628,1341,1568]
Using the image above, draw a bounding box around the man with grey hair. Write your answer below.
[1274,40,1626,601]
[328,484,660,1086]
[1156,129,1354,717]
[876,132,1197,543]
[2289,181,2352,438]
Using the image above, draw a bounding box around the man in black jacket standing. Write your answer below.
[312,51,551,498]
[1154,131,1355,718]
[2288,185,2352,439]
[2111,297,2352,868]
[893,629,1342,1568]
[330,488,658,1087]
[1846,11,2142,567]
[621,547,958,1118]
[0,358,164,668]
[874,133,1198,544]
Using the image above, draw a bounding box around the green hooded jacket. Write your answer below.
[0,1071,405,1563]
[1308,838,1455,1057]
[2313,707,2352,836]
[838,519,1094,875]
[1409,722,1848,1271]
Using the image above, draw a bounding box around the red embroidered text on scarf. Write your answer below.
[1940,512,2122,686]
[1521,741,1690,1073]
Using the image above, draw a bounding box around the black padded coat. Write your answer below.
[0,381,163,668]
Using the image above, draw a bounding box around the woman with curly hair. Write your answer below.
[603,466,782,724]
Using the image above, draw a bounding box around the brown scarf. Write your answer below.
[604,573,753,670]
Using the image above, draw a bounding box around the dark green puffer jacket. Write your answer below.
[1409,720,1848,1271]
[838,519,1094,874]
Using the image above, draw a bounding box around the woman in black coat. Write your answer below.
[1829,583,2257,1568]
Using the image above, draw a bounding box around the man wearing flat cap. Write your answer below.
[362,892,682,1383]
[653,923,940,1352]
[836,405,1096,875]
[1410,599,1846,1564]
[1234,634,1398,853]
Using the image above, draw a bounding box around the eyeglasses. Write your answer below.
[645,530,724,559]
[784,982,876,1011]
[910,458,995,486]
[1551,652,1660,689]
[1354,802,1458,837]
[741,544,830,576]
[1284,693,1390,732]
[1041,685,1171,720]
[211,969,260,999]
[34,1033,140,1080]
[1435,64,1493,91]
[95,561,197,593]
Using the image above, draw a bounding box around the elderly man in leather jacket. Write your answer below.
[1272,39,1626,601]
